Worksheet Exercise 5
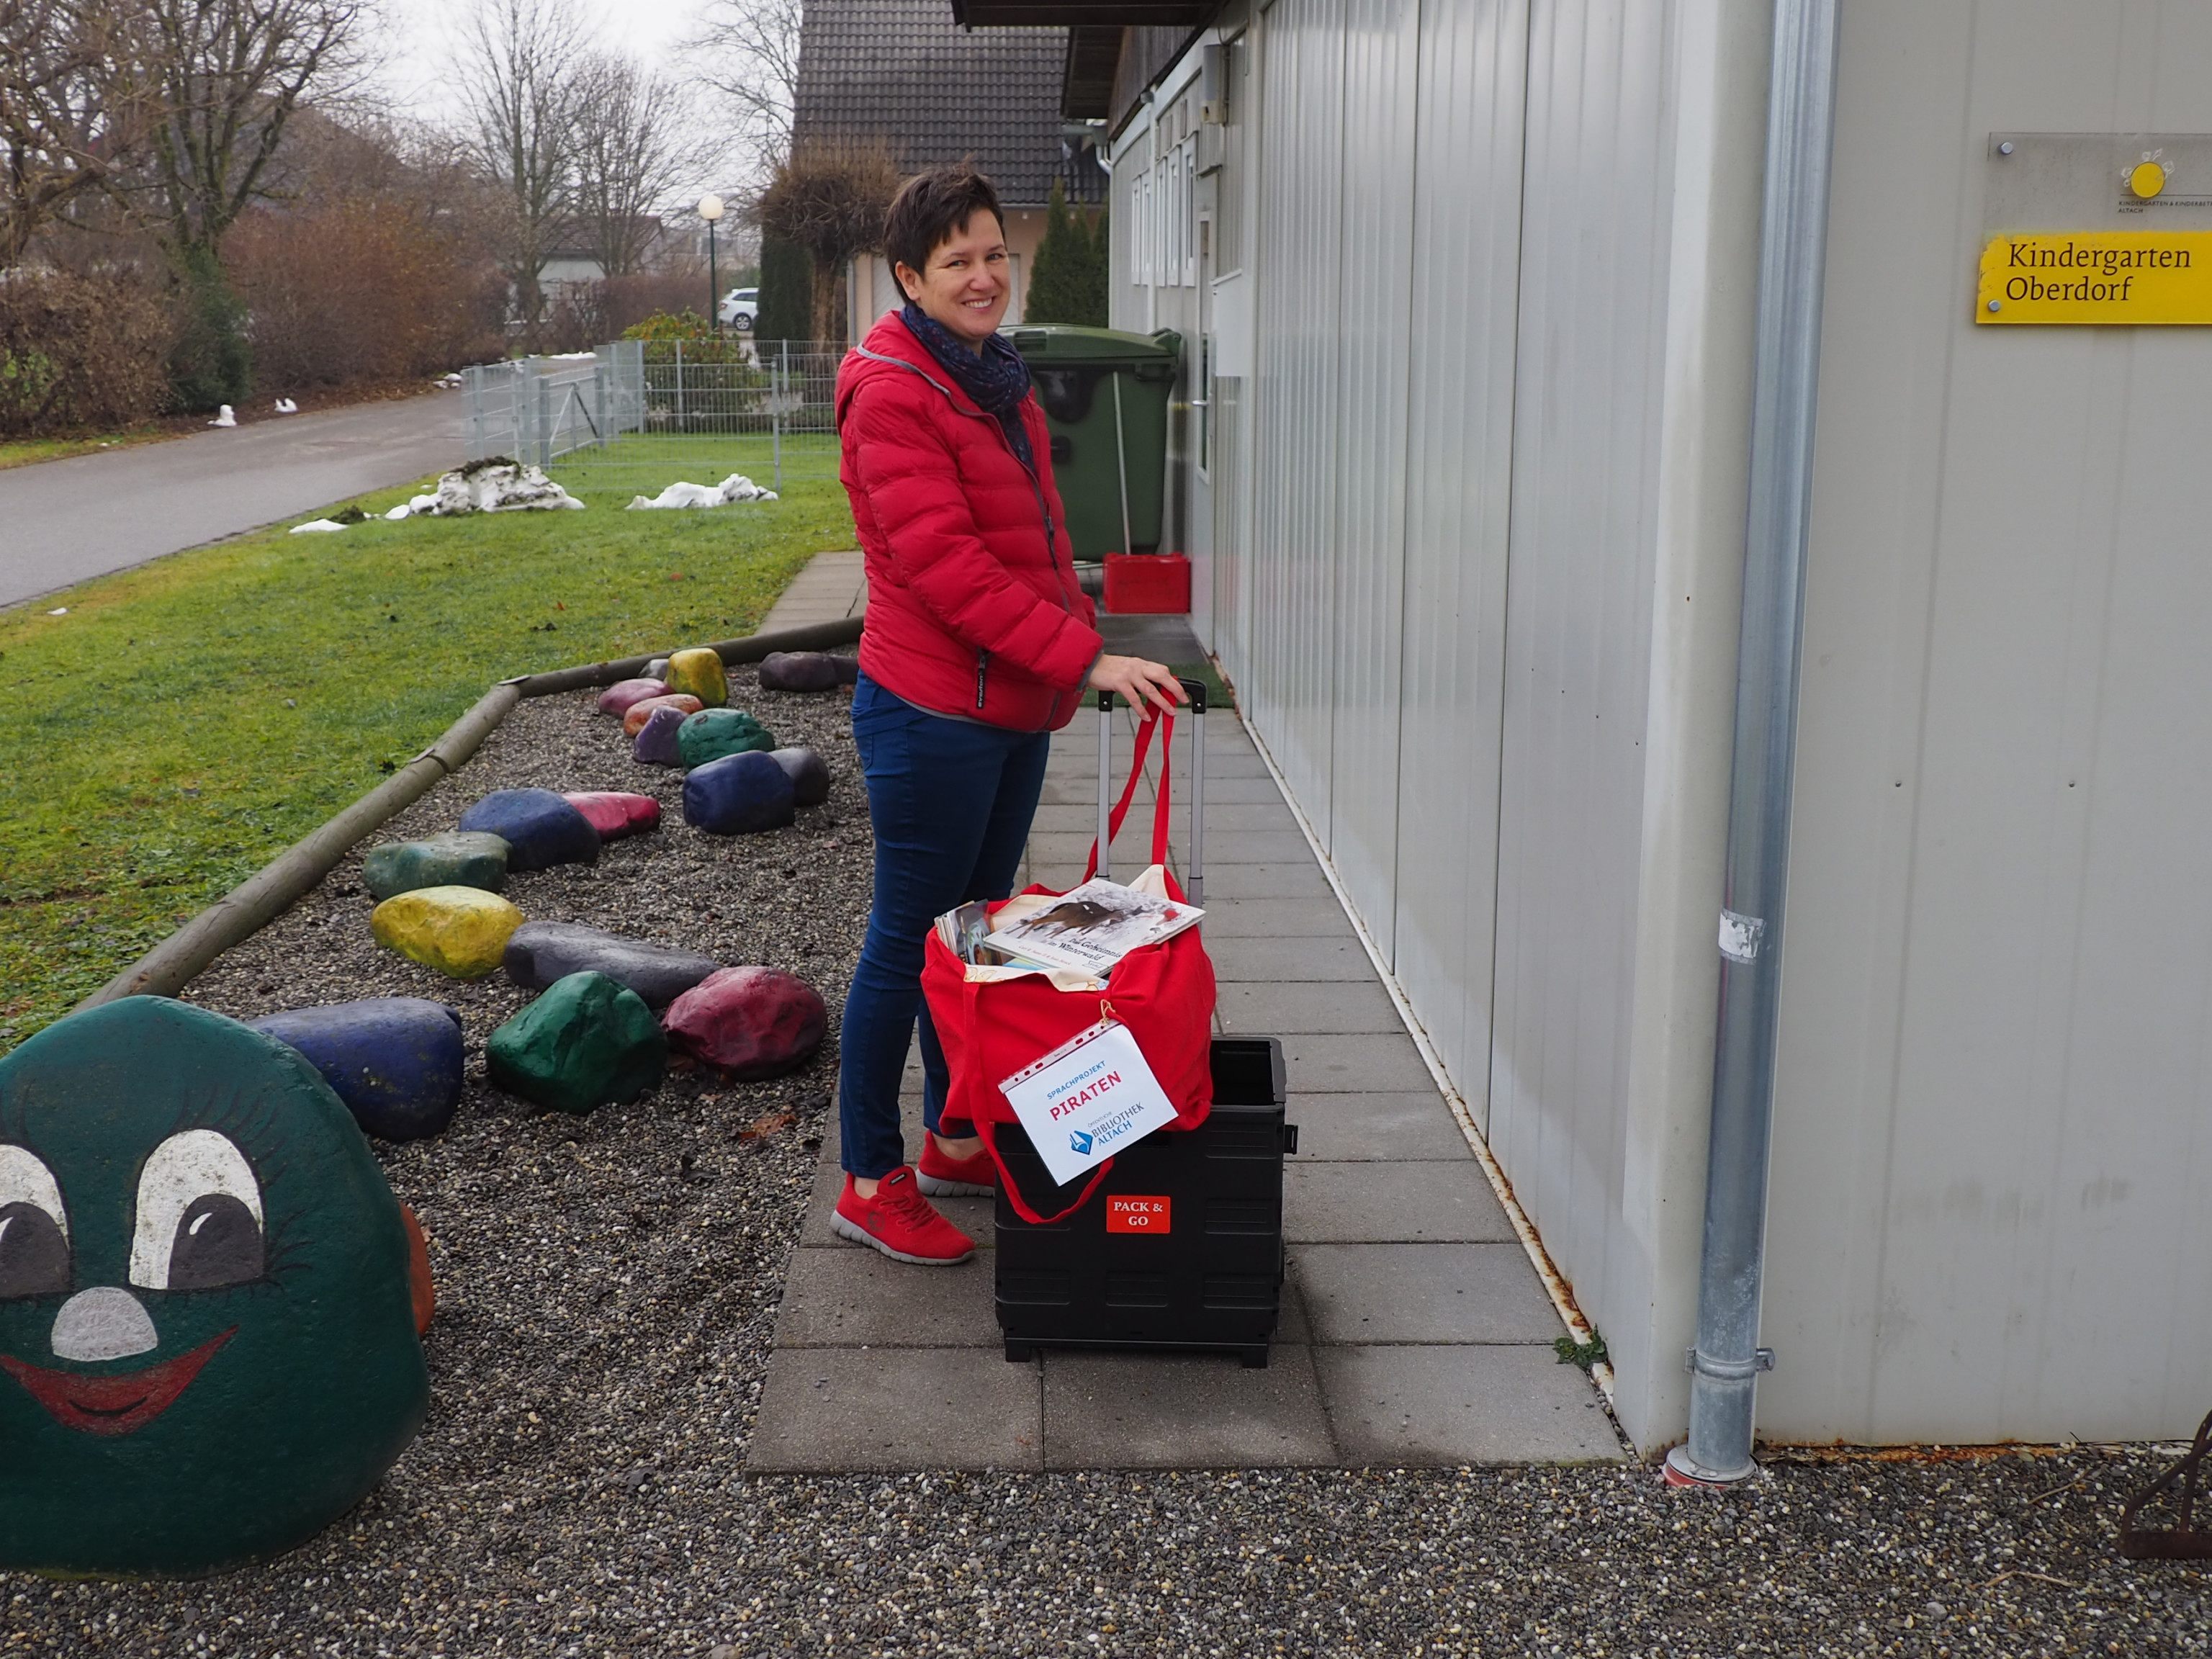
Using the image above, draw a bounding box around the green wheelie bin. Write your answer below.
[1007,325,1181,559]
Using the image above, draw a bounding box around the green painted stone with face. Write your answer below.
[0,997,428,1575]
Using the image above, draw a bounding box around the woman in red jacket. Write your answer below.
[830,165,1184,1266]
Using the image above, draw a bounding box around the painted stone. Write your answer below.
[768,746,832,807]
[632,704,689,767]
[663,648,729,707]
[621,693,703,737]
[645,657,670,681]
[676,708,778,769]
[0,997,427,1575]
[502,922,719,1009]
[683,750,796,835]
[248,999,465,1141]
[663,967,827,1079]
[454,788,599,872]
[595,678,667,717]
[485,972,666,1114]
[562,791,662,840]
[371,886,526,980]
[361,831,510,902]
[757,651,842,693]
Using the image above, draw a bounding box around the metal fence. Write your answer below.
[464,339,850,493]
[462,349,644,469]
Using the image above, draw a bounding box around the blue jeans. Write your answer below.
[840,673,1051,1179]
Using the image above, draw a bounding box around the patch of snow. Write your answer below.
[434,372,464,390]
[289,518,349,534]
[426,462,585,515]
[208,405,236,427]
[274,397,298,414]
[46,607,68,616]
[625,473,780,511]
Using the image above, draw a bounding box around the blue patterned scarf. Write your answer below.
[901,302,1035,472]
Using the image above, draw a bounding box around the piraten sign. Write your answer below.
[999,1018,1179,1187]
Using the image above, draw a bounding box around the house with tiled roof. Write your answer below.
[791,0,1109,340]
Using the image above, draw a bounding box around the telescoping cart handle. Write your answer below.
[1094,676,1208,902]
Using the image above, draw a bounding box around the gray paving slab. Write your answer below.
[745,1346,1043,1473]
[1314,1346,1623,1466]
[1040,1346,1337,1468]
[1191,862,1335,899]
[1287,1092,1480,1162]
[1025,829,1308,866]
[1219,980,1403,1033]
[1280,1032,1434,1092]
[1208,935,1376,981]
[1285,1161,1514,1244]
[1177,803,1303,833]
[774,1246,998,1346]
[1292,1244,1565,1344]
[1197,899,1360,939]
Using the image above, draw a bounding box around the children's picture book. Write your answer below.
[979,877,1203,976]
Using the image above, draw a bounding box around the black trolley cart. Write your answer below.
[992,683,1298,1369]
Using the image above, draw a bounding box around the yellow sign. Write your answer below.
[1978,231,2212,324]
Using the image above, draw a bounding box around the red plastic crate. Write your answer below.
[1103,551,1190,614]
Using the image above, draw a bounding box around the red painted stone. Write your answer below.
[662,966,826,1080]
[621,693,703,736]
[595,678,667,716]
[562,791,662,840]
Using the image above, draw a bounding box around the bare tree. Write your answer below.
[143,0,365,258]
[458,0,588,338]
[688,0,801,183]
[757,140,902,341]
[0,0,157,264]
[569,53,698,279]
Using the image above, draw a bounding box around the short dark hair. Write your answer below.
[884,163,1005,282]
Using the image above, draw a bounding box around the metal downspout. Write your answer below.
[1665,0,1840,1488]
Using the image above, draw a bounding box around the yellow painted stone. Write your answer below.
[664,648,729,707]
[371,886,526,980]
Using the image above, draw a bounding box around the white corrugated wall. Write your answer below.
[1190,0,1768,1449]
[1761,0,2212,1444]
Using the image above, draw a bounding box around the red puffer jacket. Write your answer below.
[836,312,1101,732]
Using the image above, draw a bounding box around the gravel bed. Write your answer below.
[4,672,2207,1655]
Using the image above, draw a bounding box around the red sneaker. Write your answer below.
[917,1135,997,1197]
[831,1167,976,1265]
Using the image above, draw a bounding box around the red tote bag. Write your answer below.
[920,711,1217,1223]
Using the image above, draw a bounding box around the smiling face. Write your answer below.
[0,997,427,1575]
[895,210,1012,349]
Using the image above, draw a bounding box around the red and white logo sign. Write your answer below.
[1106,1195,1172,1235]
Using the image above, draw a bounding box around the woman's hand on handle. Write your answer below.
[1087,654,1187,717]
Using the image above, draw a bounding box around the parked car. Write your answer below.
[719,287,758,331]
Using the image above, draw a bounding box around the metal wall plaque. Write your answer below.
[1979,134,2212,324]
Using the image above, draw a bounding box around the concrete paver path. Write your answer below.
[0,395,462,609]
[750,581,1621,1471]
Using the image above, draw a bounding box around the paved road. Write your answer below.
[0,395,464,609]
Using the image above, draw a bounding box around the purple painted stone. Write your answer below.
[632,704,688,766]
[757,651,841,693]
[596,678,667,716]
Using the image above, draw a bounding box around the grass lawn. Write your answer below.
[0,436,856,1052]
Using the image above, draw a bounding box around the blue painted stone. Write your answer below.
[682,750,796,835]
[633,703,688,767]
[250,999,465,1141]
[455,788,599,871]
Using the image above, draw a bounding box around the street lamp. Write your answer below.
[698,193,724,335]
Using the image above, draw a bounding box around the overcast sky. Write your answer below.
[367,0,713,130]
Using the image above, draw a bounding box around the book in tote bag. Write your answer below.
[920,700,1218,1223]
